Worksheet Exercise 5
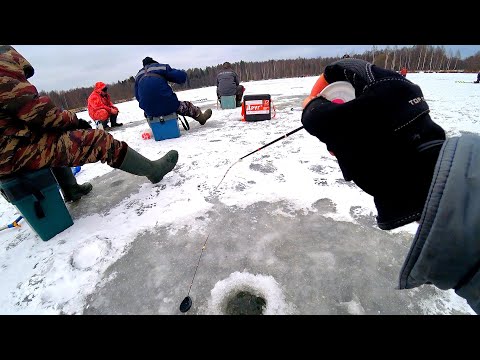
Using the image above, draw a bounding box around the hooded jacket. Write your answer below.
[0,45,79,176]
[87,81,118,121]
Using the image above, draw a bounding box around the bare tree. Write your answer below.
[417,45,423,71]
[422,46,429,70]
[453,50,461,70]
[446,49,453,70]
[391,46,397,70]
[428,47,434,70]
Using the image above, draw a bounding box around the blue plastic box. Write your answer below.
[0,168,73,241]
[147,113,181,141]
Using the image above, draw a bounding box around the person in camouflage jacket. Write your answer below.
[0,45,179,202]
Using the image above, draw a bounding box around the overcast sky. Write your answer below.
[11,45,480,92]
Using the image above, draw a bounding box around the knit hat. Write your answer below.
[142,57,157,67]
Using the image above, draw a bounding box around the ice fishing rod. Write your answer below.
[241,126,304,160]
[214,125,305,191]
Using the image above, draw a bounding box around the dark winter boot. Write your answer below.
[118,147,179,184]
[110,114,123,127]
[194,109,212,125]
[51,167,93,203]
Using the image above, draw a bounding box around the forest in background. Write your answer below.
[39,45,480,112]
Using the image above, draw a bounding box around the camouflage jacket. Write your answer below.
[0,45,79,175]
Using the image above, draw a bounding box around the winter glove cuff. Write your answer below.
[375,134,444,229]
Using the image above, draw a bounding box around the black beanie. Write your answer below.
[142,57,157,67]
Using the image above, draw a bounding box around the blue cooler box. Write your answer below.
[147,113,181,141]
[0,168,73,241]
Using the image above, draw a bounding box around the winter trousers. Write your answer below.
[0,129,128,176]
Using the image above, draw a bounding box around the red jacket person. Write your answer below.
[87,81,122,129]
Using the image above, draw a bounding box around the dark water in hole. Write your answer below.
[225,291,267,315]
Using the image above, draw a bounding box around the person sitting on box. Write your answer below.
[87,82,123,130]
[216,62,245,107]
[0,45,179,203]
[135,57,212,126]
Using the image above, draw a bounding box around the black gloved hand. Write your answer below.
[77,118,93,130]
[301,58,446,230]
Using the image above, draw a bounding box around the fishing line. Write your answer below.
[179,234,210,313]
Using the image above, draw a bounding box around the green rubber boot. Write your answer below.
[118,147,179,184]
[194,108,212,125]
[52,167,93,203]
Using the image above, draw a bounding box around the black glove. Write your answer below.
[77,118,93,130]
[301,58,446,230]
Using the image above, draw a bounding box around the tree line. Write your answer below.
[40,45,480,112]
